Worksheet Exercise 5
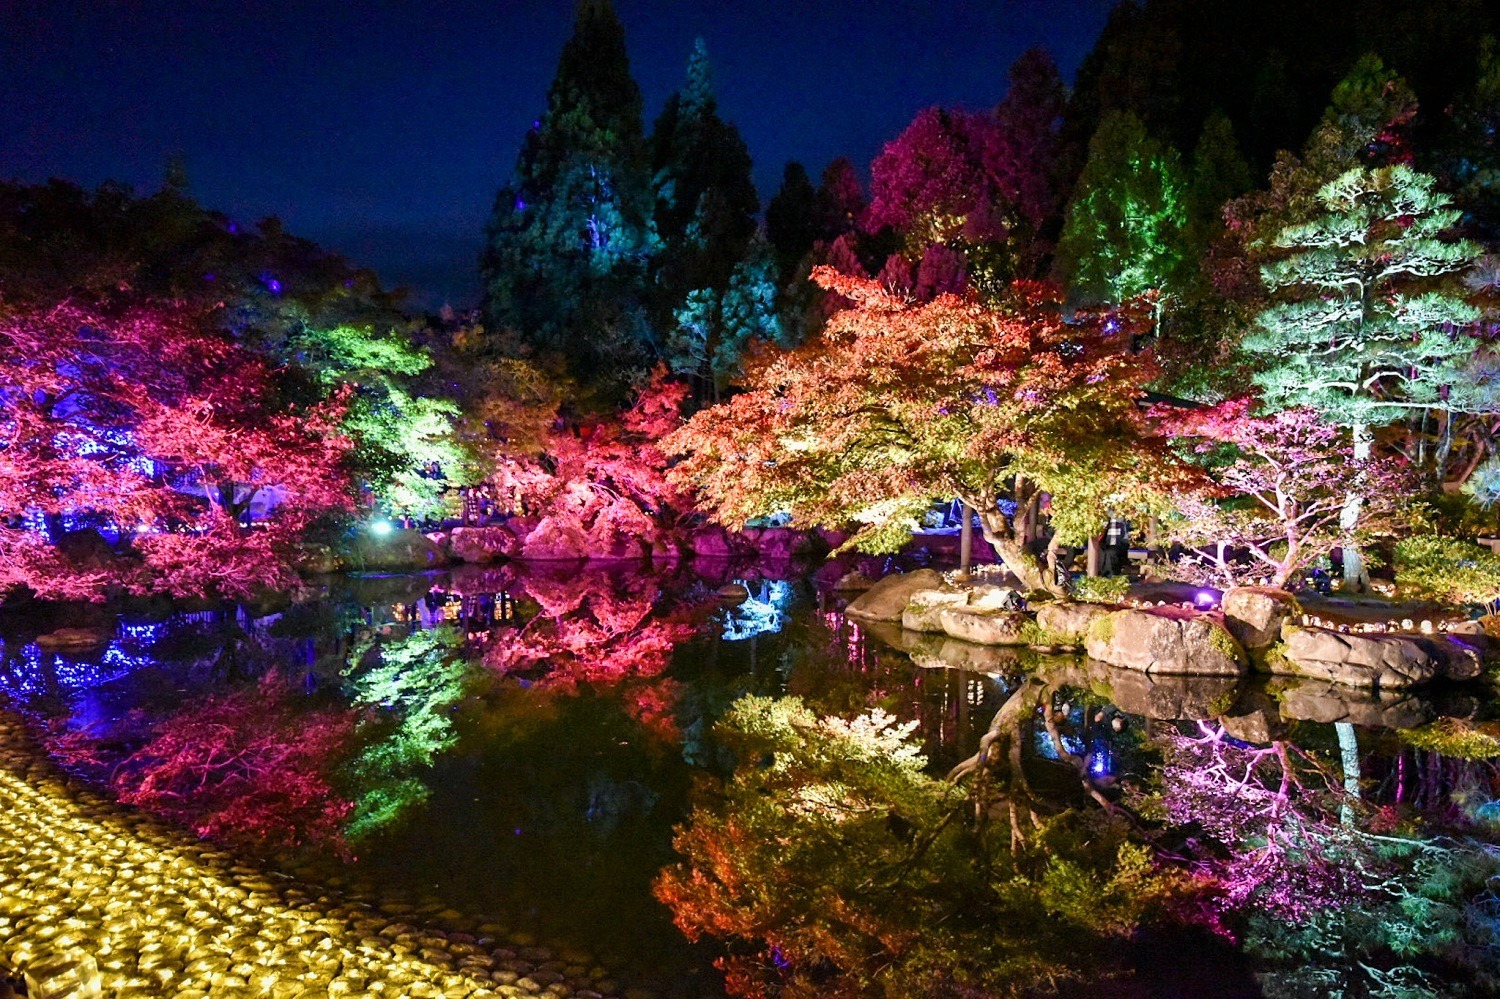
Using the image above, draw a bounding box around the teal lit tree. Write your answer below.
[480,0,659,388]
[1055,111,1191,310]
[1246,165,1483,587]
[668,235,785,400]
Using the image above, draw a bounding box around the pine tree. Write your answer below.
[1246,165,1482,586]
[480,0,658,388]
[765,162,820,282]
[668,236,784,399]
[650,38,759,307]
[1055,111,1191,307]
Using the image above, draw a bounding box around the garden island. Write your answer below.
[5,1,1500,996]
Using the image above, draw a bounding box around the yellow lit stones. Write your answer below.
[0,715,608,998]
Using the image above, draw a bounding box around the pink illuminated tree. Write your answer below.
[1158,399,1409,587]
[0,301,354,600]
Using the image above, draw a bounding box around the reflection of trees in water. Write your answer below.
[1151,721,1500,996]
[657,678,1199,997]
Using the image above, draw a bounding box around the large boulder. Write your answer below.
[1035,601,1117,645]
[845,569,945,622]
[1273,627,1437,689]
[741,527,810,559]
[1411,634,1488,682]
[350,529,451,570]
[1220,690,1287,744]
[1222,586,1301,650]
[908,637,1028,675]
[55,528,120,571]
[939,608,1030,646]
[1084,608,1248,676]
[1276,679,1435,731]
[34,626,112,650]
[968,584,1024,611]
[688,525,743,559]
[902,587,973,632]
[447,526,520,563]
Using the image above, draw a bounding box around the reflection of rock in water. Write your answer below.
[1276,679,1435,731]
[1079,664,1241,722]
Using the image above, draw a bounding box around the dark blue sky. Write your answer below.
[0,1,1118,307]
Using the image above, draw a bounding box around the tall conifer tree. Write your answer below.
[480,0,657,388]
[1246,165,1482,587]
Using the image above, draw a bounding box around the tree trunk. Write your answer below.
[1086,535,1102,578]
[1340,422,1372,592]
[1336,720,1361,827]
[958,502,973,579]
[975,509,1067,598]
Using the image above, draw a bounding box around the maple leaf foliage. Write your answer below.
[484,368,694,560]
[1157,399,1410,588]
[97,673,356,853]
[0,300,354,599]
[483,568,702,738]
[667,269,1193,594]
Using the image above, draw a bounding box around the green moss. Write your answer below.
[1399,718,1500,761]
[1072,576,1131,604]
[1205,688,1239,717]
[1086,613,1118,645]
[1207,623,1243,662]
[1261,641,1291,673]
[1019,619,1078,648]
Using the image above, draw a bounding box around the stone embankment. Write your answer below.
[0,714,627,999]
[849,572,1498,690]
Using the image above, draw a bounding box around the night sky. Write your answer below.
[1,1,1118,307]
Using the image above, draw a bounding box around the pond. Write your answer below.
[2,559,1499,997]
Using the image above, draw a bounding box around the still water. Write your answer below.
[2,560,1498,997]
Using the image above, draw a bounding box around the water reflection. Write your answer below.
[1,565,1499,995]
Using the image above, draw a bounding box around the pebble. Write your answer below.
[0,714,632,999]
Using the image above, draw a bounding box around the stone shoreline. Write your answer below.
[0,712,632,999]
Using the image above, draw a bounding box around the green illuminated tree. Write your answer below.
[480,0,659,388]
[668,235,785,400]
[341,627,477,840]
[1055,111,1191,309]
[1246,165,1483,587]
[272,318,475,520]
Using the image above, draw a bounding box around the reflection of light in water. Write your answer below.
[721,580,793,642]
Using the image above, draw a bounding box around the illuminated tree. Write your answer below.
[268,318,474,520]
[1150,722,1500,996]
[1160,401,1409,588]
[1245,165,1483,586]
[1055,111,1191,308]
[667,271,1186,596]
[485,371,694,561]
[650,38,759,308]
[341,626,477,840]
[484,568,702,738]
[480,0,659,386]
[988,47,1071,274]
[107,673,356,852]
[0,302,353,601]
[668,236,785,399]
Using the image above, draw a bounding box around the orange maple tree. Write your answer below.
[666,269,1192,594]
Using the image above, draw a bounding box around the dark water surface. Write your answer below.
[3,561,1499,997]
